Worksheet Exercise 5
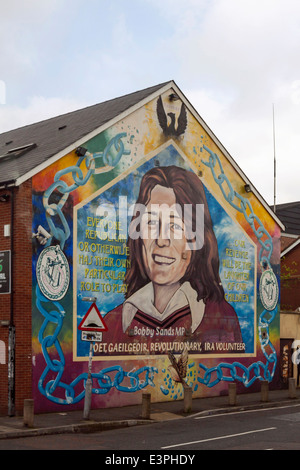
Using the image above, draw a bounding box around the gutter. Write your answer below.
[7,182,15,416]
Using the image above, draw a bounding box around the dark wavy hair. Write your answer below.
[125,165,224,303]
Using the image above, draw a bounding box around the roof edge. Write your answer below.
[170,82,285,231]
[1,81,172,136]
[281,237,300,257]
[11,79,284,231]
[15,81,175,187]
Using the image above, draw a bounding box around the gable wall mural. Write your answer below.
[32,90,281,412]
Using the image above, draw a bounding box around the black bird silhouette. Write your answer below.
[156,96,187,137]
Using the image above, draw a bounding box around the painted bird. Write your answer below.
[168,348,188,385]
[156,96,187,137]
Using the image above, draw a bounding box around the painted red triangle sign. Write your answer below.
[78,303,108,332]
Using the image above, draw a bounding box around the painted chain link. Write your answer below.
[196,307,277,389]
[202,145,273,269]
[37,285,157,404]
[42,133,130,249]
[197,145,277,388]
[35,133,159,404]
[35,138,278,404]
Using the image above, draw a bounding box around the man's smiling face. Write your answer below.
[140,184,191,286]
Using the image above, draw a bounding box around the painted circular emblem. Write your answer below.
[36,246,70,300]
[259,269,279,311]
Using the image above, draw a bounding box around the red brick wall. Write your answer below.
[281,244,300,311]
[281,235,297,252]
[0,180,32,415]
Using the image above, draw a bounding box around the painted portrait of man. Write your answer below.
[102,164,244,355]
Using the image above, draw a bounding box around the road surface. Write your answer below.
[1,402,300,451]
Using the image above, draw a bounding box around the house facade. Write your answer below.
[0,81,283,415]
[275,202,300,386]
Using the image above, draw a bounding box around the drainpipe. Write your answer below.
[8,184,15,417]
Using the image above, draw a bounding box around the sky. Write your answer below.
[0,0,300,206]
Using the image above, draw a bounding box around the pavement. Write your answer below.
[1,386,300,440]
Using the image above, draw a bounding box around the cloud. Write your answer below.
[0,95,89,133]
[186,81,300,205]
[158,0,300,205]
[0,0,61,67]
[1,0,300,204]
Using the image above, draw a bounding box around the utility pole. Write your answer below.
[273,104,277,213]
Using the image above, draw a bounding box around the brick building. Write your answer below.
[0,180,32,415]
[0,81,283,416]
[275,202,300,385]
[276,202,300,311]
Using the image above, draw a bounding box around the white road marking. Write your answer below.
[192,403,300,420]
[161,427,277,449]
